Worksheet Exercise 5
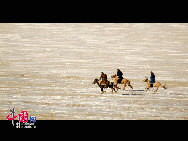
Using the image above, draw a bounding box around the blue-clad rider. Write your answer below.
[150,71,155,86]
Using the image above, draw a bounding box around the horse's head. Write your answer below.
[111,74,117,78]
[92,78,99,84]
[143,77,149,82]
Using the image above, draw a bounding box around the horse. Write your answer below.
[92,78,116,94]
[111,74,133,91]
[143,77,166,93]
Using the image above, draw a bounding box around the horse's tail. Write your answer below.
[161,82,167,89]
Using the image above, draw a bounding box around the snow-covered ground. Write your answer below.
[0,23,188,119]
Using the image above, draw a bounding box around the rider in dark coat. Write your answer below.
[150,71,155,84]
[117,69,123,83]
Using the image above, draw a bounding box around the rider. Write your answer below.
[117,69,123,83]
[99,72,108,85]
[150,71,155,86]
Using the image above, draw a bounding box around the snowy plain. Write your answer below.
[0,23,188,120]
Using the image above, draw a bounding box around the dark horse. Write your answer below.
[92,78,116,94]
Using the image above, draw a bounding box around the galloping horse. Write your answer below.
[143,77,166,93]
[111,74,133,91]
[92,78,116,94]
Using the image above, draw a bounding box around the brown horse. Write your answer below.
[111,74,133,91]
[143,77,166,93]
[92,78,116,94]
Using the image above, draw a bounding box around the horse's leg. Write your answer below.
[101,86,104,94]
[111,82,116,92]
[145,87,149,91]
[127,80,133,89]
[123,80,127,90]
[145,84,150,91]
[114,85,117,91]
[114,78,121,91]
[113,79,117,91]
[113,87,116,92]
[114,85,118,92]
[117,85,121,90]
[111,87,114,93]
[154,86,159,93]
[101,88,104,94]
[114,86,117,92]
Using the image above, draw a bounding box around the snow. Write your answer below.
[0,23,188,120]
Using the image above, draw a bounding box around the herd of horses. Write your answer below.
[92,74,167,94]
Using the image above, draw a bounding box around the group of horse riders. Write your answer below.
[99,69,156,87]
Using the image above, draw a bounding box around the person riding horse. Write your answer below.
[99,72,108,85]
[117,69,123,84]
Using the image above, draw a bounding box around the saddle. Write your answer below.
[118,77,123,84]
[100,78,107,86]
[150,80,155,87]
